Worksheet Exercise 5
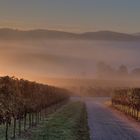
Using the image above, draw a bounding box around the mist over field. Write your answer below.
[1,1,140,140]
[0,39,140,86]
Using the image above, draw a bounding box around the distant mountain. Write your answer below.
[0,28,78,40]
[80,31,140,41]
[133,32,140,36]
[0,28,140,41]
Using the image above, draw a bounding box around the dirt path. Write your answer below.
[84,97,140,140]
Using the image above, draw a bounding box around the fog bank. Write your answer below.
[0,40,140,86]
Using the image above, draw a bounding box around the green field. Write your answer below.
[17,101,90,140]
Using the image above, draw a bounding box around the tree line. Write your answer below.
[0,76,70,140]
[112,88,140,120]
[97,61,140,80]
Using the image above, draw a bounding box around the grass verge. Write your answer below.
[27,101,90,140]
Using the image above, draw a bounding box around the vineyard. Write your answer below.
[112,88,140,121]
[0,76,70,140]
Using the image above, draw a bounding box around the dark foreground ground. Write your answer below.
[73,97,140,140]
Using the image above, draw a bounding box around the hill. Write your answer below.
[0,28,140,41]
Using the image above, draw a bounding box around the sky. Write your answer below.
[0,0,140,33]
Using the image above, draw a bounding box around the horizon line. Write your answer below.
[0,27,137,34]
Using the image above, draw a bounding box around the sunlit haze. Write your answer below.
[0,0,140,87]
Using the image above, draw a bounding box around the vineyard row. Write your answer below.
[112,88,140,121]
[0,76,70,140]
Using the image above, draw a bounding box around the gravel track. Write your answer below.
[85,97,140,140]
